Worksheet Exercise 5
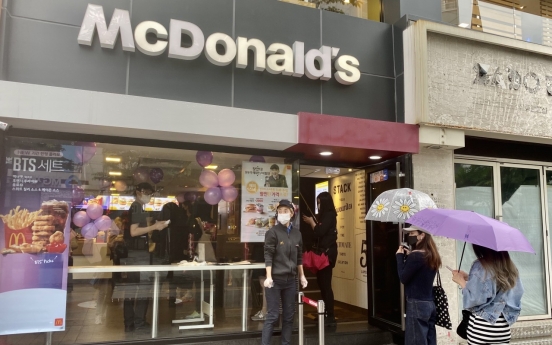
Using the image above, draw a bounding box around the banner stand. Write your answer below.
[298,292,325,345]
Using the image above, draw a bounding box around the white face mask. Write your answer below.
[140,195,151,204]
[278,213,292,225]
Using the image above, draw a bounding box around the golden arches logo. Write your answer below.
[9,233,26,247]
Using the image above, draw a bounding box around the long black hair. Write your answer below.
[317,192,336,218]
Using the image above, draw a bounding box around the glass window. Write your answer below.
[1,136,299,344]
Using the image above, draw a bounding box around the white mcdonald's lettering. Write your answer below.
[9,232,26,246]
[77,4,361,85]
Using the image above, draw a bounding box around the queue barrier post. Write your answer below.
[298,292,304,345]
[299,294,325,345]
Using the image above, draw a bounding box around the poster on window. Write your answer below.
[0,141,86,335]
[240,162,293,243]
[331,174,355,280]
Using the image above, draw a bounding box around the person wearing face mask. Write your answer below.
[262,199,307,345]
[120,182,169,332]
[302,191,338,326]
[396,226,442,345]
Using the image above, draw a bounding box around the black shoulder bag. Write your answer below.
[433,271,452,330]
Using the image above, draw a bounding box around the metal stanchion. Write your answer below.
[45,332,52,345]
[152,271,160,338]
[317,300,325,345]
[298,292,304,345]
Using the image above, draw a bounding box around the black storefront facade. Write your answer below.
[0,1,423,344]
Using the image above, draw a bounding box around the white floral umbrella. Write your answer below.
[365,188,437,222]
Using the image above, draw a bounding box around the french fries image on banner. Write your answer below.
[0,206,42,229]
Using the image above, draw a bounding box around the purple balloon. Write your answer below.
[86,203,104,220]
[81,222,98,239]
[196,151,213,168]
[204,187,222,205]
[149,168,164,184]
[133,167,149,183]
[75,142,97,164]
[218,169,236,187]
[71,186,84,206]
[221,186,238,202]
[72,211,90,228]
[94,215,112,231]
[249,155,265,163]
[199,169,219,188]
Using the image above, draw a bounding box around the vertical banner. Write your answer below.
[331,174,355,280]
[240,162,293,242]
[354,171,368,308]
[0,144,77,335]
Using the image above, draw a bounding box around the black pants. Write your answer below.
[124,298,148,327]
[316,265,334,317]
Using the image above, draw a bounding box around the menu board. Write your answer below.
[1,142,75,335]
[240,162,293,243]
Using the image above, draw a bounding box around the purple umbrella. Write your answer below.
[407,208,535,268]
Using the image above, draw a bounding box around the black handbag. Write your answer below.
[433,271,452,330]
[457,310,471,339]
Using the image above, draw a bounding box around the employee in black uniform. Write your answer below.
[261,200,307,345]
[122,182,168,332]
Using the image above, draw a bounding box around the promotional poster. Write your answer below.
[240,162,293,243]
[0,140,81,335]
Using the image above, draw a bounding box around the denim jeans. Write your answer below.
[261,277,296,345]
[405,298,437,345]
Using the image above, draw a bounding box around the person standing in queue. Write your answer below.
[302,191,338,326]
[262,200,307,345]
[396,226,441,345]
[121,182,168,332]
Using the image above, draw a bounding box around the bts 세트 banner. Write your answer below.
[0,143,78,335]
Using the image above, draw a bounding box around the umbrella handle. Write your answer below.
[458,242,467,271]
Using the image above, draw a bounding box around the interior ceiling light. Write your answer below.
[348,169,353,172]
[205,165,218,170]
[328,175,331,178]
[106,157,121,162]
[108,171,122,176]
[369,156,382,160]
[110,188,116,191]
[319,151,333,156]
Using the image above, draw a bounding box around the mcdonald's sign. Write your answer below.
[9,233,26,247]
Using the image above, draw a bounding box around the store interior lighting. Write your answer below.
[108,171,122,176]
[205,165,218,170]
[369,156,382,160]
[319,151,332,156]
[105,157,121,162]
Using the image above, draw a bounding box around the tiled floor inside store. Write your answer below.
[2,277,368,345]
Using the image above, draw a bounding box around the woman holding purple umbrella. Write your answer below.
[396,226,441,345]
[452,244,524,345]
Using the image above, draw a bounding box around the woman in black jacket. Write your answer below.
[302,191,338,326]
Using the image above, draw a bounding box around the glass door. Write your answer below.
[454,159,551,320]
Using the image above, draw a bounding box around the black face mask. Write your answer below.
[406,235,418,248]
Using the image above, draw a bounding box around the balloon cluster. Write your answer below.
[196,151,238,205]
[72,203,111,239]
[132,166,164,185]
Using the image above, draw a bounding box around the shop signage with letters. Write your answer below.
[77,4,361,85]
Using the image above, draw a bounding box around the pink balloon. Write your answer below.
[71,186,84,206]
[218,169,235,187]
[75,142,97,164]
[114,180,127,192]
[199,169,219,188]
[204,187,222,205]
[249,155,265,163]
[81,222,98,239]
[86,203,104,220]
[72,211,90,227]
[196,151,213,168]
[133,167,149,183]
[221,186,238,202]
[94,215,112,231]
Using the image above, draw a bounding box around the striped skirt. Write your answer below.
[467,313,511,344]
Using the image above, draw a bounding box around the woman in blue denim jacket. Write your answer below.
[452,244,524,344]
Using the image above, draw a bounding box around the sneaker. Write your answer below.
[251,310,266,321]
[185,310,201,319]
